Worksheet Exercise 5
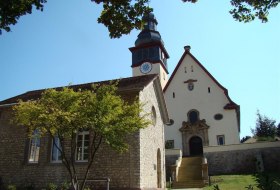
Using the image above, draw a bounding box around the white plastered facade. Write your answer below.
[164,50,240,156]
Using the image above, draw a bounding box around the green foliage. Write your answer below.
[59,181,70,190]
[46,183,57,190]
[0,0,47,34]
[6,184,17,190]
[205,173,280,190]
[205,174,259,190]
[229,0,279,23]
[277,123,280,137]
[1,0,279,36]
[255,172,280,190]
[13,83,149,151]
[12,82,149,190]
[241,135,251,143]
[183,0,279,23]
[252,111,276,140]
[0,0,151,38]
[245,184,254,190]
[213,184,220,190]
[97,0,152,38]
[256,136,275,142]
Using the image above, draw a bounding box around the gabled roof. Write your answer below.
[163,49,238,109]
[0,74,170,125]
[0,74,158,106]
[163,49,240,131]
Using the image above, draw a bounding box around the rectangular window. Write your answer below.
[165,140,174,149]
[217,135,225,145]
[29,130,40,163]
[76,131,89,162]
[51,136,62,163]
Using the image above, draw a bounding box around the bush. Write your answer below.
[59,181,70,190]
[6,185,16,190]
[46,183,57,190]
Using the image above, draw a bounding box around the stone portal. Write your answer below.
[180,119,210,156]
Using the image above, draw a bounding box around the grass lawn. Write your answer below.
[203,173,280,190]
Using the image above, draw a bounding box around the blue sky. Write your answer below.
[0,1,279,138]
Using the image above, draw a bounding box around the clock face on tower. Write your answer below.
[140,62,152,74]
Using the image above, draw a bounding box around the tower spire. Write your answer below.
[129,12,170,88]
[135,12,163,47]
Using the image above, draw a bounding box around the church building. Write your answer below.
[129,12,240,156]
[0,12,241,189]
[129,12,240,187]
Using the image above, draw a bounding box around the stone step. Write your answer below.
[176,156,204,185]
[181,157,202,165]
[178,174,202,180]
[178,166,202,175]
[178,165,202,171]
[172,180,204,188]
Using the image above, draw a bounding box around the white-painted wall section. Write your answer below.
[133,64,168,89]
[164,52,240,153]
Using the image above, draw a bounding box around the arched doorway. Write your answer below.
[189,136,203,156]
[157,148,162,188]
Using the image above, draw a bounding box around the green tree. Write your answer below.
[183,0,279,23]
[252,111,276,141]
[1,0,279,36]
[0,0,151,38]
[12,83,150,190]
[240,135,251,143]
[277,123,280,137]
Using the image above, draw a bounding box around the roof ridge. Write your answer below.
[0,74,159,105]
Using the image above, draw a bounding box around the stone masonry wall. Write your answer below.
[139,82,165,189]
[0,106,141,190]
[165,155,180,181]
[204,147,280,175]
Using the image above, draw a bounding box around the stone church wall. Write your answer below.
[138,82,165,189]
[204,142,280,175]
[0,106,142,189]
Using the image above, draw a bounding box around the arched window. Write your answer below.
[188,110,199,124]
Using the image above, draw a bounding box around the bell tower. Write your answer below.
[129,12,169,88]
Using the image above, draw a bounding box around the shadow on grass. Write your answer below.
[254,172,280,190]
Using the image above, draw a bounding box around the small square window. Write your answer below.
[217,135,225,145]
[165,140,174,149]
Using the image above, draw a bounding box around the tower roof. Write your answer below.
[135,12,164,47]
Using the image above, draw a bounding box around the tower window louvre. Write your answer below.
[173,92,175,98]
[208,87,211,93]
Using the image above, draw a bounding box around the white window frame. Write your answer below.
[217,135,225,145]
[51,136,62,163]
[76,131,89,162]
[28,130,40,163]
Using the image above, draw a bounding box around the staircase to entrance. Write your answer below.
[172,157,205,189]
